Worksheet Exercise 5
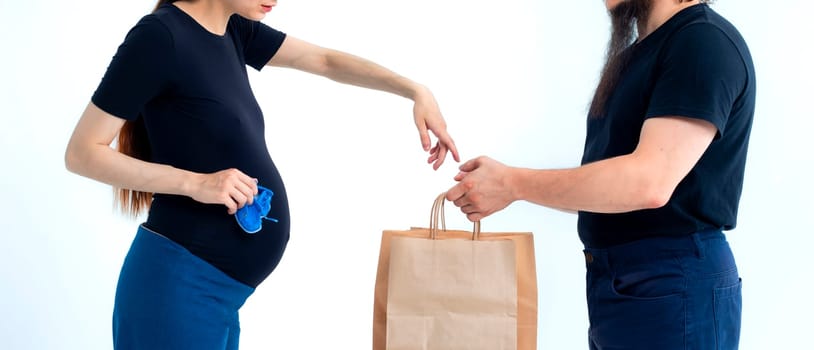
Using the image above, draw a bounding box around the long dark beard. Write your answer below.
[588,0,654,118]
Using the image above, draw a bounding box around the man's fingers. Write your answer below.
[445,182,466,202]
[453,196,469,208]
[458,157,481,172]
[466,213,482,222]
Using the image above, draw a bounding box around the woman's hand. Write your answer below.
[188,168,258,215]
[267,37,460,169]
[413,87,460,170]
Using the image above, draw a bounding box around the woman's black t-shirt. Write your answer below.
[92,4,290,287]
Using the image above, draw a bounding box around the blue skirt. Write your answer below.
[113,225,255,350]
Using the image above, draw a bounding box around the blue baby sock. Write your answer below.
[235,185,278,234]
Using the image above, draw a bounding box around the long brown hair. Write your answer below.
[114,0,179,216]
[588,0,714,118]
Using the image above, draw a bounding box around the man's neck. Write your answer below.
[638,0,700,40]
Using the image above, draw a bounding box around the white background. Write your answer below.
[1,0,812,349]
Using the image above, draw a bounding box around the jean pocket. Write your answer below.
[714,278,742,350]
[610,256,686,300]
[594,280,686,349]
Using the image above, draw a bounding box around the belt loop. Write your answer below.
[692,233,705,260]
[584,250,594,264]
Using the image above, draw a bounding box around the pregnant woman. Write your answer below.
[64,0,459,348]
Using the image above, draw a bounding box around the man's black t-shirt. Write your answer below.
[578,4,756,248]
[92,4,289,287]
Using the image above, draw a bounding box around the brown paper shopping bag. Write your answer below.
[373,193,538,350]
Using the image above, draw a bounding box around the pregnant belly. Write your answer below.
[145,188,291,288]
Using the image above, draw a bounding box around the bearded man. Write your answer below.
[446,1,754,348]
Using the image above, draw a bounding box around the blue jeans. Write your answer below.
[584,229,742,350]
[113,225,255,350]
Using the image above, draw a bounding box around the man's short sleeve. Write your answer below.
[646,23,748,137]
[230,16,287,71]
[91,15,175,121]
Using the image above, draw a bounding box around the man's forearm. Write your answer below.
[510,154,671,214]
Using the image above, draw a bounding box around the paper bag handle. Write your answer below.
[429,192,481,240]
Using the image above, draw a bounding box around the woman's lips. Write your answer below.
[261,5,273,12]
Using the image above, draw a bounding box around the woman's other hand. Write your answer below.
[412,86,460,170]
[188,169,258,215]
